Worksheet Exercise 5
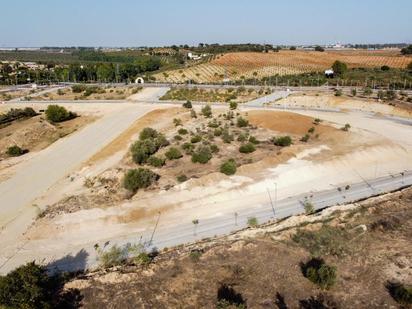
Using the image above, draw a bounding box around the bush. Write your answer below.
[214,128,222,136]
[301,258,337,289]
[45,105,76,123]
[222,130,234,143]
[300,134,310,142]
[174,135,183,141]
[334,89,342,97]
[0,107,37,125]
[182,100,192,108]
[98,245,125,268]
[229,101,238,110]
[314,46,325,52]
[341,123,351,131]
[173,118,182,126]
[6,145,27,157]
[165,147,183,160]
[332,60,347,76]
[201,104,212,118]
[236,117,249,127]
[191,135,202,143]
[239,143,256,153]
[248,136,260,144]
[273,136,292,147]
[191,146,212,164]
[139,127,158,140]
[178,128,188,135]
[237,133,248,142]
[386,282,412,305]
[220,159,237,175]
[190,109,197,118]
[210,144,219,153]
[247,217,258,227]
[217,284,246,309]
[381,65,390,71]
[177,174,188,183]
[131,129,169,164]
[181,142,195,154]
[71,84,86,93]
[304,200,315,214]
[123,168,159,192]
[308,127,315,134]
[363,87,373,96]
[147,156,165,167]
[351,88,357,97]
[0,262,52,309]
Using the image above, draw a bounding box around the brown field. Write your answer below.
[154,49,411,83]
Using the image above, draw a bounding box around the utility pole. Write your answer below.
[148,212,161,247]
[267,188,276,217]
[234,212,238,226]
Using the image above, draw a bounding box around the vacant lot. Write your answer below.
[154,49,411,83]
[66,186,412,308]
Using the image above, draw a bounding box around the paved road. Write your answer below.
[7,170,408,274]
[0,103,154,239]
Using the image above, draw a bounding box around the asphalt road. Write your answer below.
[0,103,154,240]
[22,170,411,274]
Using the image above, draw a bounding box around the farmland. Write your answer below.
[153,49,412,83]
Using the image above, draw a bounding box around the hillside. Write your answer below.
[65,187,412,308]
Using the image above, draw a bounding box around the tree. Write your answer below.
[290,46,297,50]
[6,145,26,156]
[201,104,212,118]
[229,101,238,110]
[236,116,249,127]
[314,46,325,52]
[401,45,412,55]
[239,143,256,153]
[302,258,337,289]
[332,60,347,76]
[351,89,357,97]
[272,136,292,147]
[381,65,390,71]
[182,100,192,108]
[123,168,159,192]
[45,105,76,123]
[220,159,237,175]
[0,262,52,309]
[408,61,412,71]
[304,200,315,214]
[165,147,183,160]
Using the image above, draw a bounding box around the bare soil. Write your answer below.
[66,186,412,309]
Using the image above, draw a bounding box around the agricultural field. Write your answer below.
[153,49,412,83]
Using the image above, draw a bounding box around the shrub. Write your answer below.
[71,84,86,93]
[174,135,183,141]
[248,136,260,144]
[0,107,37,125]
[131,129,169,164]
[45,105,76,123]
[182,100,192,108]
[201,104,212,118]
[177,174,188,183]
[6,145,27,157]
[217,284,246,309]
[0,262,52,309]
[191,146,212,164]
[214,128,223,136]
[173,118,182,126]
[304,200,315,214]
[334,89,342,97]
[363,87,373,96]
[165,147,183,160]
[308,127,315,134]
[139,127,158,140]
[178,128,188,135]
[208,119,220,128]
[300,134,310,142]
[210,144,219,153]
[239,143,256,153]
[247,217,258,227]
[181,142,195,154]
[341,123,351,131]
[229,101,238,110]
[147,156,165,167]
[386,282,412,305]
[57,89,64,96]
[301,258,337,289]
[237,133,248,142]
[273,136,292,147]
[314,46,325,52]
[332,60,347,76]
[220,159,237,175]
[222,130,234,143]
[98,245,125,268]
[190,109,197,118]
[313,118,322,125]
[191,135,202,143]
[123,168,159,192]
[236,117,249,127]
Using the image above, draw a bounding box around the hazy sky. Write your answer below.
[1,0,411,47]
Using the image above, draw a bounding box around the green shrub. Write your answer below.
[147,156,165,167]
[174,135,183,141]
[248,136,260,144]
[165,147,183,160]
[239,143,256,153]
[71,84,87,93]
[178,128,188,135]
[229,101,238,110]
[6,145,27,157]
[133,252,152,266]
[387,282,412,305]
[273,136,292,147]
[304,200,315,214]
[302,258,337,289]
[201,104,212,118]
[0,107,37,125]
[220,159,237,175]
[123,168,159,192]
[191,146,212,164]
[222,130,234,143]
[98,245,125,268]
[191,135,202,143]
[208,119,219,128]
[182,100,192,108]
[334,89,342,97]
[210,144,219,153]
[300,134,310,142]
[57,89,64,96]
[237,117,249,127]
[214,128,223,136]
[45,105,76,123]
[190,109,197,118]
[173,118,182,126]
[139,127,158,140]
[341,123,351,131]
[0,262,52,309]
[177,174,188,183]
[237,133,248,142]
[181,142,195,154]
[247,217,258,227]
[363,87,373,96]
[308,127,315,134]
[131,129,169,164]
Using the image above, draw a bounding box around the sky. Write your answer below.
[0,0,411,47]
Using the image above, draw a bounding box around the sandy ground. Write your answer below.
[1,92,412,274]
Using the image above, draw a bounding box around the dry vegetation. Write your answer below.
[154,50,412,83]
[65,186,412,308]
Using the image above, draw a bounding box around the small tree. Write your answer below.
[220,159,237,175]
[6,145,26,157]
[351,89,357,97]
[201,104,212,118]
[247,217,258,227]
[304,200,315,214]
[273,136,292,147]
[332,60,348,76]
[165,147,183,160]
[123,168,159,192]
[302,258,337,289]
[236,117,249,127]
[314,46,325,52]
[229,101,238,110]
[183,100,192,108]
[191,146,212,164]
[45,105,76,123]
[239,143,256,153]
